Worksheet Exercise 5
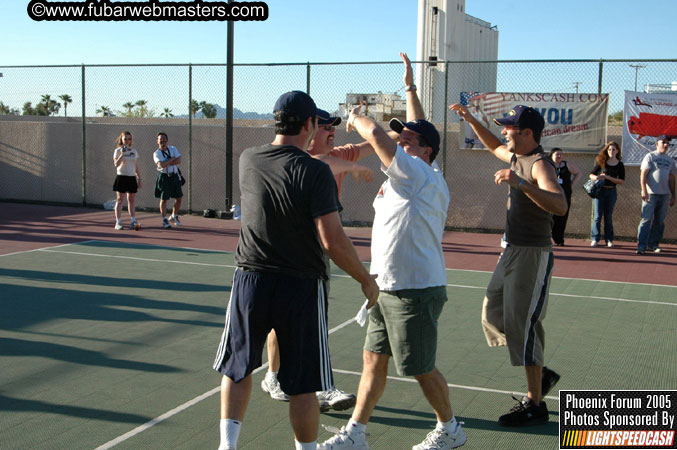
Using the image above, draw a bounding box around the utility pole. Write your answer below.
[572,81,582,93]
[629,64,647,91]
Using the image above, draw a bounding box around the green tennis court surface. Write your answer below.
[1,241,675,449]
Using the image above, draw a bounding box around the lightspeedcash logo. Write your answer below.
[27,0,269,22]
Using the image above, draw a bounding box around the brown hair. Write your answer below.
[596,141,621,168]
[116,131,132,148]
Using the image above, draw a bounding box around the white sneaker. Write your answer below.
[260,374,289,402]
[317,387,356,412]
[412,425,467,450]
[114,222,123,230]
[607,241,614,248]
[170,215,182,226]
[318,425,368,450]
[590,241,598,247]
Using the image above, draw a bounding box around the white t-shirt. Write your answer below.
[640,150,677,195]
[370,146,450,290]
[113,146,138,176]
[153,145,181,174]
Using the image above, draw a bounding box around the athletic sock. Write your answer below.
[295,440,317,450]
[438,416,459,434]
[347,418,366,434]
[219,418,241,450]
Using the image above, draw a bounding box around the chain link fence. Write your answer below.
[1,59,676,240]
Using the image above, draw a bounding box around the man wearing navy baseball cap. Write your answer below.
[321,53,467,450]
[214,90,379,450]
[450,102,566,427]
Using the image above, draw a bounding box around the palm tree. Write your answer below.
[135,99,149,117]
[122,102,135,117]
[161,108,174,118]
[58,94,72,117]
[200,102,217,119]
[0,102,10,115]
[96,105,112,117]
[190,99,200,118]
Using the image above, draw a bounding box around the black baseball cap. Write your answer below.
[317,109,342,126]
[389,118,440,155]
[493,105,545,135]
[273,91,317,122]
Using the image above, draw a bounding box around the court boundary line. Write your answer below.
[20,239,677,289]
[0,239,99,258]
[32,247,677,308]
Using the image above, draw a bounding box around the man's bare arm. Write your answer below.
[312,154,374,183]
[347,106,398,168]
[449,103,512,163]
[315,212,379,307]
[401,52,425,121]
[494,160,566,216]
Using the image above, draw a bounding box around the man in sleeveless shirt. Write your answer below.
[449,104,567,427]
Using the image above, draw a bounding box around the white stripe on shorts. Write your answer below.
[317,280,332,391]
[522,251,551,365]
[213,270,237,371]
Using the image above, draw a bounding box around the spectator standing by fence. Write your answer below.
[549,148,581,246]
[153,132,183,229]
[589,142,625,247]
[112,131,141,230]
[636,135,676,254]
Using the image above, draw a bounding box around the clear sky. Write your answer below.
[2,0,675,66]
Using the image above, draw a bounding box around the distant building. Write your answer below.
[644,82,677,94]
[338,92,406,122]
[417,0,499,122]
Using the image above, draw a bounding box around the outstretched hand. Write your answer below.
[400,52,414,87]
[346,104,363,133]
[449,103,471,121]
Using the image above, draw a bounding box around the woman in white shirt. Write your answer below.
[112,131,142,230]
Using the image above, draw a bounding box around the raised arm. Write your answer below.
[400,52,425,121]
[346,105,398,168]
[315,211,379,307]
[449,103,512,163]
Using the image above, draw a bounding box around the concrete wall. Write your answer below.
[1,116,675,241]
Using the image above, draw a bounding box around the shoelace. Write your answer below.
[507,395,529,413]
[320,425,369,443]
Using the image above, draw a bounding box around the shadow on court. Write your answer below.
[0,278,225,331]
[0,393,152,424]
[0,337,182,373]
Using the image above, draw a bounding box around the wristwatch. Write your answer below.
[405,84,417,92]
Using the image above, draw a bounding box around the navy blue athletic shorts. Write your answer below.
[213,268,333,395]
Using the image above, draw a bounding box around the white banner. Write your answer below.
[459,92,609,153]
[622,90,677,165]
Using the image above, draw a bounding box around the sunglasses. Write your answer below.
[319,125,335,132]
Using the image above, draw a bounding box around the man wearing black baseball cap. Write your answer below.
[213,90,379,450]
[449,102,566,427]
[636,134,676,254]
[321,54,467,450]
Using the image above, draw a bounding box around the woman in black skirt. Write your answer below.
[550,148,581,246]
[112,131,142,230]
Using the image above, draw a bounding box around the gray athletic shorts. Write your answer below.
[364,286,447,376]
[482,245,554,366]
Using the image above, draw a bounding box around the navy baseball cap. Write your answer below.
[656,135,671,142]
[493,105,545,134]
[273,91,317,122]
[317,109,342,126]
[389,118,440,155]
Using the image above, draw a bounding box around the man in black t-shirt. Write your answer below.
[213,91,379,450]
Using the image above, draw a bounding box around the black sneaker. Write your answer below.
[499,396,549,427]
[542,366,560,397]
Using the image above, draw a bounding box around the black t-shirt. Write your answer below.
[591,161,625,188]
[235,144,341,280]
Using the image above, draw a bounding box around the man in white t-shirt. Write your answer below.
[320,62,466,449]
[153,132,183,229]
[636,135,676,254]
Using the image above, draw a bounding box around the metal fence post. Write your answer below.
[442,61,449,175]
[81,64,86,206]
[598,59,604,95]
[306,62,311,95]
[188,64,192,213]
